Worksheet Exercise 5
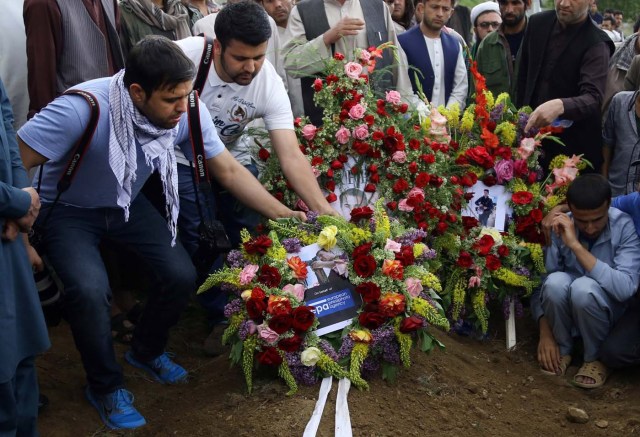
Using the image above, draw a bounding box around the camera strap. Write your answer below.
[187,90,216,224]
[193,34,214,95]
[35,89,100,227]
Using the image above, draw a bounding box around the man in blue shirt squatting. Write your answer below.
[17,36,305,430]
[533,174,640,389]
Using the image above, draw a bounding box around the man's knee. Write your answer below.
[541,272,573,305]
[569,276,602,311]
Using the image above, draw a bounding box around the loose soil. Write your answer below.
[38,305,640,436]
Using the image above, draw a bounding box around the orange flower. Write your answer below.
[287,256,309,280]
[481,127,499,149]
[267,295,292,316]
[379,293,406,317]
[381,259,404,280]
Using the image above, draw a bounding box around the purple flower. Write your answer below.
[282,238,302,253]
[338,336,355,359]
[286,353,320,385]
[226,250,246,269]
[396,229,428,246]
[515,266,530,278]
[490,103,505,122]
[318,339,339,362]
[361,356,381,380]
[223,299,245,318]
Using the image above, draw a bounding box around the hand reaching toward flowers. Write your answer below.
[323,17,365,45]
[525,99,564,131]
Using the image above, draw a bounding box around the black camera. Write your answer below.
[192,219,232,283]
[29,227,63,326]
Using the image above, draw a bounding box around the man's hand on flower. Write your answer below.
[324,17,365,45]
[525,99,564,131]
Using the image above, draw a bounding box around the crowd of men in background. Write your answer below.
[3,0,640,433]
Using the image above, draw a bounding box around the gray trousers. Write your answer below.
[600,296,640,369]
[541,272,627,362]
[0,356,39,437]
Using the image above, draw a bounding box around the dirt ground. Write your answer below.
[37,304,640,437]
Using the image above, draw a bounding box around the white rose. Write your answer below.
[300,347,322,366]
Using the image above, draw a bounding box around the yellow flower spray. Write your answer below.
[472,289,489,334]
[349,342,370,390]
[242,335,258,393]
[278,351,298,396]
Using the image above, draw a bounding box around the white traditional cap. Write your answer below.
[470,1,501,26]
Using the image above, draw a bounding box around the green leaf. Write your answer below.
[229,340,243,366]
[417,329,433,352]
[381,361,399,383]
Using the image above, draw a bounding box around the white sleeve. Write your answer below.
[282,6,332,78]
[447,45,468,110]
[261,67,294,131]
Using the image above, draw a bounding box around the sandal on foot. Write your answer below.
[111,313,135,345]
[540,355,572,376]
[572,360,609,389]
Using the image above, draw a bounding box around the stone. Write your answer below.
[481,389,489,400]
[595,420,608,429]
[566,407,589,424]
[475,407,489,419]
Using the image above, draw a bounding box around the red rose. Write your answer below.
[278,334,303,352]
[243,235,273,255]
[311,156,323,166]
[246,298,267,320]
[364,114,375,125]
[530,208,543,223]
[330,160,343,170]
[355,282,381,303]
[497,245,510,257]
[485,254,501,271]
[364,183,377,192]
[395,245,415,266]
[358,311,386,329]
[372,130,384,141]
[462,216,479,231]
[511,191,534,205]
[528,171,538,184]
[313,78,323,92]
[399,103,408,113]
[393,178,410,194]
[352,242,373,258]
[436,221,448,234]
[408,162,418,174]
[268,313,293,334]
[326,74,339,84]
[333,52,345,61]
[415,172,430,188]
[379,293,406,317]
[258,147,270,161]
[513,159,529,177]
[483,175,497,186]
[409,138,421,150]
[474,234,495,256]
[325,180,336,191]
[399,316,424,333]
[406,189,425,207]
[326,192,337,203]
[457,251,473,268]
[291,306,315,332]
[258,265,282,288]
[421,153,435,164]
[251,287,266,300]
[369,173,380,183]
[353,254,377,277]
[257,346,282,366]
[352,140,371,155]
[465,146,495,169]
[350,206,374,223]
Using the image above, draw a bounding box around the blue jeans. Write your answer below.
[177,162,261,324]
[37,194,196,394]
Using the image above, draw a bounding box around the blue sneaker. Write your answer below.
[85,387,146,430]
[125,351,188,384]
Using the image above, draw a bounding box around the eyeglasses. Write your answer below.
[478,21,501,28]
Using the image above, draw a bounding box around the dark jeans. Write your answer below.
[177,162,261,325]
[600,296,640,369]
[38,195,196,394]
[0,356,38,437]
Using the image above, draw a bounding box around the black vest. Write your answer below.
[296,0,393,125]
[516,10,614,173]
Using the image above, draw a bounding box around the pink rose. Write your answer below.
[336,125,350,144]
[494,159,514,184]
[353,124,369,139]
[348,103,366,120]
[392,151,406,163]
[398,199,414,212]
[301,124,318,141]
[405,277,423,298]
[344,62,363,79]
[257,324,280,344]
[468,276,481,288]
[239,264,259,285]
[359,49,371,63]
[384,238,402,253]
[517,138,537,159]
[282,283,305,301]
[385,90,401,105]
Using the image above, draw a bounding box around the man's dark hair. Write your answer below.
[393,0,416,30]
[566,174,612,210]
[123,35,195,96]
[215,1,272,50]
[603,16,616,25]
[614,10,623,16]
